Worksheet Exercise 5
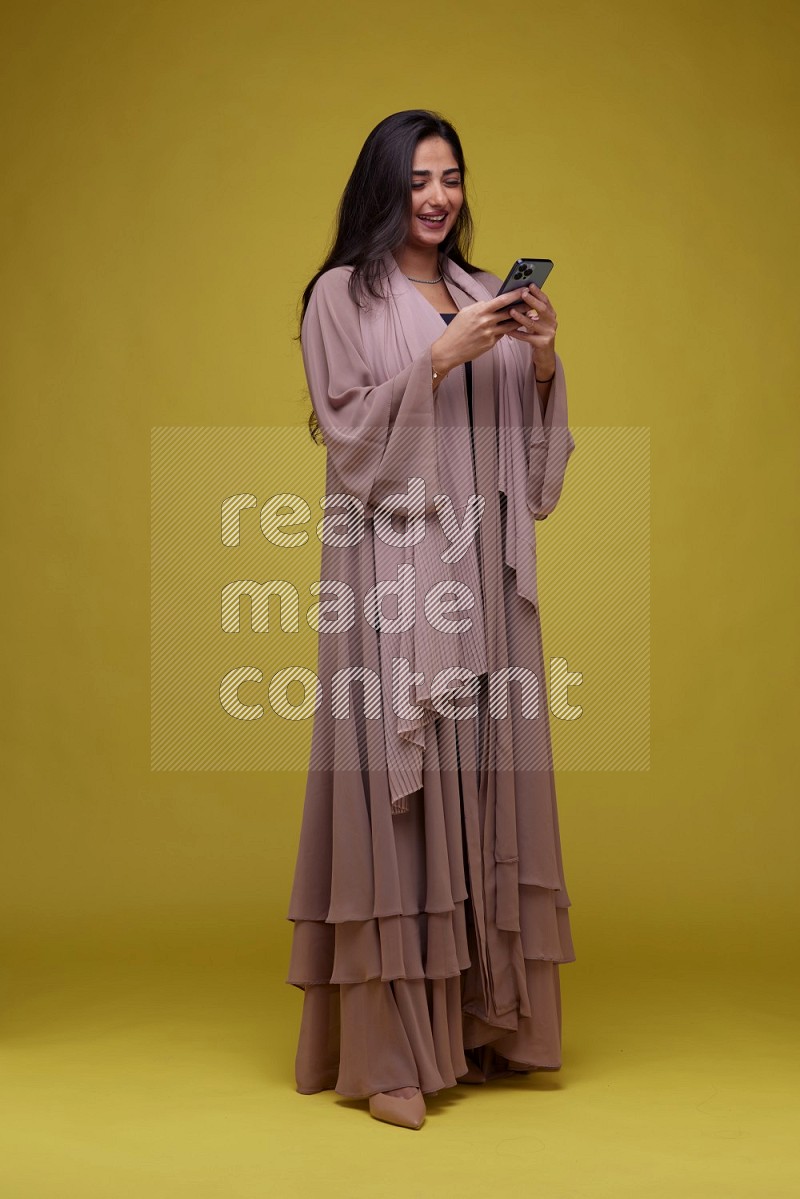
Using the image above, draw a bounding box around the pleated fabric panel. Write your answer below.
[285,671,575,1099]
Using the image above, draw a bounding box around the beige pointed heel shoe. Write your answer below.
[368,1086,426,1130]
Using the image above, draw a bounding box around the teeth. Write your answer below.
[420,214,445,222]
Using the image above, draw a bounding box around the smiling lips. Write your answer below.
[419,213,446,226]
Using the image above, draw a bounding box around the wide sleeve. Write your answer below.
[300,268,441,513]
[473,266,575,522]
[522,350,576,521]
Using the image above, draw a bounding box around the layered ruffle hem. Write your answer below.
[285,670,576,1100]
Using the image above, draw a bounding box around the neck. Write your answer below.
[392,244,442,279]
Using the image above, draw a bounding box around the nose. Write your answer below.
[430,178,448,208]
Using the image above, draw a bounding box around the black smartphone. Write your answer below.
[496,258,554,313]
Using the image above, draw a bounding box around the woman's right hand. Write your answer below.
[431,287,530,375]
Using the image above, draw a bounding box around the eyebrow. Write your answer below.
[411,167,461,176]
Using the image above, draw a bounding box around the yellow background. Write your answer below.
[1,0,797,1194]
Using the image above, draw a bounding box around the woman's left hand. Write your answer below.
[505,283,557,375]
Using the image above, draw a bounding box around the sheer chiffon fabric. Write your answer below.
[285,282,576,1100]
[287,658,575,1099]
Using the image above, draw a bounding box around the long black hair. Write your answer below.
[295,109,486,443]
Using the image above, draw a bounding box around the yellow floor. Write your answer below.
[0,948,796,1197]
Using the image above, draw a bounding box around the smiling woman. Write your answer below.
[296,114,481,446]
[286,109,576,1131]
[403,138,465,315]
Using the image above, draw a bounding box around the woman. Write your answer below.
[285,109,576,1130]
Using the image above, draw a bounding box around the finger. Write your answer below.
[509,305,540,323]
[504,328,544,342]
[493,309,525,330]
[495,314,523,332]
[489,286,529,311]
[526,283,549,301]
[526,286,555,313]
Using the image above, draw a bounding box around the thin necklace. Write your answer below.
[404,257,443,285]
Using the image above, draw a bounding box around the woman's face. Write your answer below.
[404,135,464,251]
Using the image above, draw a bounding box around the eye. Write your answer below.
[411,178,462,189]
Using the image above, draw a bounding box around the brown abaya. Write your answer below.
[285,250,576,1098]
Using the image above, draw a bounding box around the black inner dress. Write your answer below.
[439,310,479,545]
[439,311,474,431]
